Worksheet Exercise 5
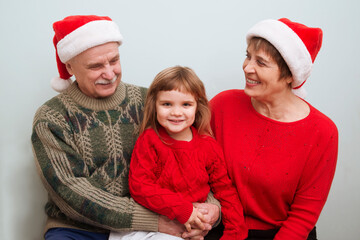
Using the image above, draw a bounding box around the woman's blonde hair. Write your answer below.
[140,65,212,137]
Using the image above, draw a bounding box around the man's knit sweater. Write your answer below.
[31,82,159,233]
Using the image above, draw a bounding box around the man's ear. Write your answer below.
[65,62,74,75]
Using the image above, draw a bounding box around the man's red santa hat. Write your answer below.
[51,15,123,92]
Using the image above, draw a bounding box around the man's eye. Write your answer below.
[110,59,119,65]
[88,64,102,69]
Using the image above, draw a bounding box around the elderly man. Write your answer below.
[31,15,219,240]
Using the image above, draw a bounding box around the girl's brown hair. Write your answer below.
[140,66,212,137]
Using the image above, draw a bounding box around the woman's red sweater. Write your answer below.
[210,90,338,240]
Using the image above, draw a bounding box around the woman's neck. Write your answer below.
[251,91,310,122]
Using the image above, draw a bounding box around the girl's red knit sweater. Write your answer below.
[210,90,338,240]
[129,127,248,239]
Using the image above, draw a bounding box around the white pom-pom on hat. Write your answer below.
[292,86,307,99]
[51,77,73,93]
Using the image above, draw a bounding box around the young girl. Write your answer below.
[109,66,247,240]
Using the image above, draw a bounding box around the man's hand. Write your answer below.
[182,203,220,239]
[193,202,220,227]
[158,215,185,238]
[184,207,206,232]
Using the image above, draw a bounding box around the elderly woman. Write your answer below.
[209,18,338,240]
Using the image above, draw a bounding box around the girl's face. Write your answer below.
[156,90,197,141]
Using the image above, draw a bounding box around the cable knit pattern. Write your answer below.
[31,81,160,233]
[129,127,248,239]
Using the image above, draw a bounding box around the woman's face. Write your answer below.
[243,44,292,102]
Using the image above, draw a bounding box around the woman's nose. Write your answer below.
[243,60,255,74]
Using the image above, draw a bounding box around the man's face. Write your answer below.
[66,42,122,98]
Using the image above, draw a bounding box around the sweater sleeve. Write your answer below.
[128,132,194,224]
[31,108,158,232]
[206,140,248,240]
[274,128,338,240]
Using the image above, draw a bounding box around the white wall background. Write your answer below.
[0,0,359,239]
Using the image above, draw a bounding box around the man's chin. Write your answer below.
[94,83,119,98]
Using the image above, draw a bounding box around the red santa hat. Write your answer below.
[51,15,123,92]
[246,18,323,99]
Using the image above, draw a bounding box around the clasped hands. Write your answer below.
[159,202,220,240]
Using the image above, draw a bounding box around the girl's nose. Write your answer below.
[171,106,182,116]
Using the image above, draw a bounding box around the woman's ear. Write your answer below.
[286,76,293,85]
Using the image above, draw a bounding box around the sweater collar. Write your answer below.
[158,126,198,149]
[65,81,126,111]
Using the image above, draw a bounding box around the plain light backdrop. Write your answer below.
[0,0,359,239]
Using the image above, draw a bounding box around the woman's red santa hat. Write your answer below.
[246,18,323,99]
[51,15,123,92]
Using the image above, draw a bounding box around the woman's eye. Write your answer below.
[257,60,265,66]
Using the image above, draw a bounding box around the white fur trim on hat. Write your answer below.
[246,19,313,90]
[57,20,123,63]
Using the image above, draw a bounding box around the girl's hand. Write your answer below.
[184,207,206,232]
[182,202,219,239]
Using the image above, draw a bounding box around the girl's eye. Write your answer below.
[162,103,171,106]
[183,102,194,107]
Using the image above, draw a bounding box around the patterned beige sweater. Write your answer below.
[31,81,159,233]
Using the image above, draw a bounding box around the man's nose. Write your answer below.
[101,64,116,80]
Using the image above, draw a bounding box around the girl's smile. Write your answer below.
[156,90,197,141]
